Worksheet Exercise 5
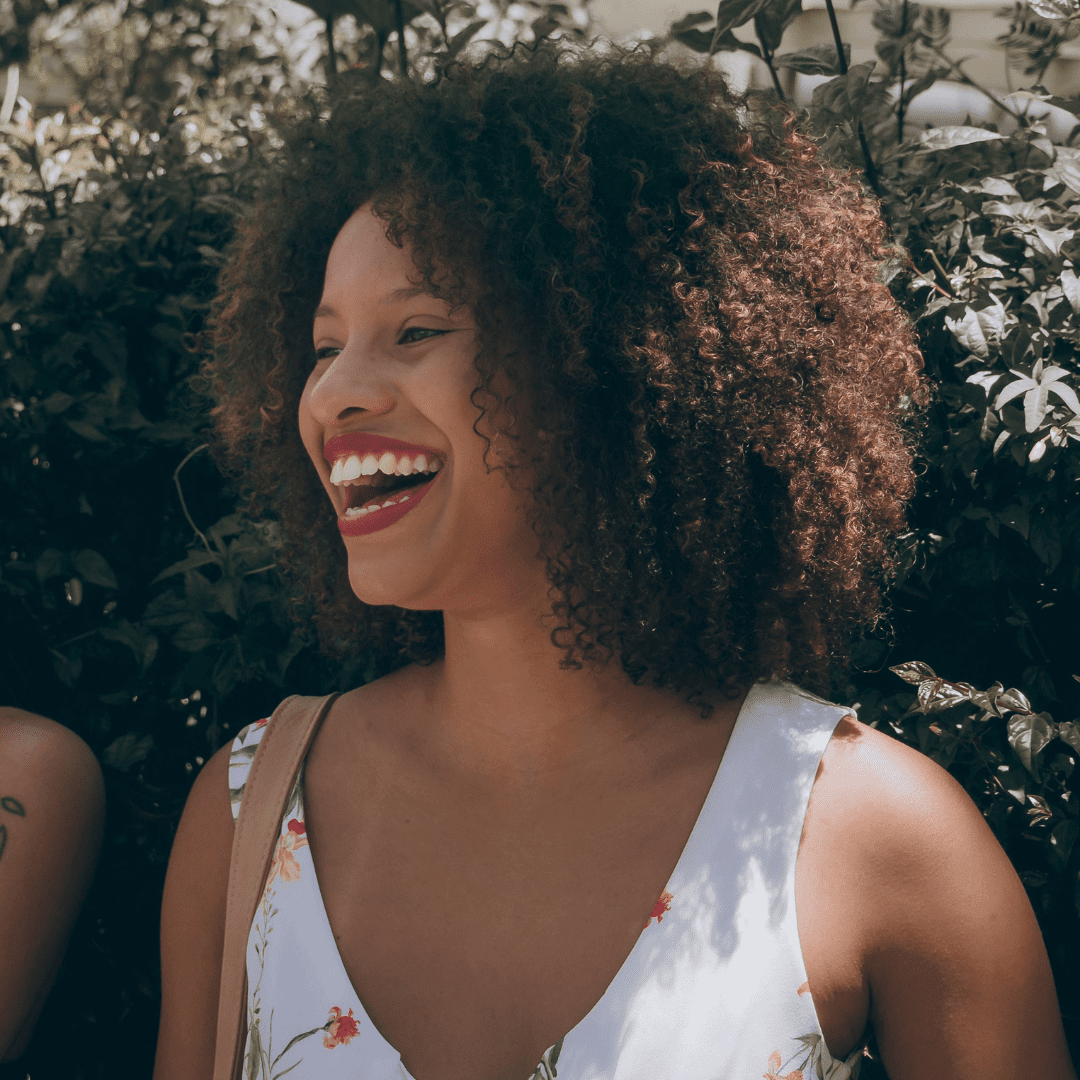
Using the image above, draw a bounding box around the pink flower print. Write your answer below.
[268,818,308,886]
[764,1050,804,1080]
[646,890,673,927]
[323,1006,360,1048]
[796,981,810,996]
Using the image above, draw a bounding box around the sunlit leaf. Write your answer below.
[1007,711,1056,778]
[918,126,1003,152]
[946,301,1007,358]
[889,660,937,685]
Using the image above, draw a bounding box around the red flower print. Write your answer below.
[323,1005,359,1048]
[764,1050,804,1080]
[646,890,673,927]
[254,717,269,728]
[266,820,309,886]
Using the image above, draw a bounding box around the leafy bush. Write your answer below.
[666,0,1080,1059]
[1,0,1078,1074]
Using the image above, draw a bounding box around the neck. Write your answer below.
[417,600,717,789]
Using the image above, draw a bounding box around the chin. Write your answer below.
[345,561,444,612]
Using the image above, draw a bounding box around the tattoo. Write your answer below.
[0,796,24,862]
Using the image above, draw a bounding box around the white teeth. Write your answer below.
[381,500,393,508]
[330,449,444,486]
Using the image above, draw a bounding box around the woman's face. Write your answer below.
[299,205,543,615]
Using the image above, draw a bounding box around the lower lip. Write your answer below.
[337,476,438,537]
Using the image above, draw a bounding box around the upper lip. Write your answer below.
[322,432,445,465]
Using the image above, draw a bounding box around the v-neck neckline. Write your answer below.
[297,681,764,1080]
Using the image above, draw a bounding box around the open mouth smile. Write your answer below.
[323,432,445,537]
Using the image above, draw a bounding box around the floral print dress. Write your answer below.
[229,680,867,1080]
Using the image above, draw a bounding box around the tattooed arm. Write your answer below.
[0,708,105,1062]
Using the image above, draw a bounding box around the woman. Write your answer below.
[154,45,1075,1080]
[0,707,104,1063]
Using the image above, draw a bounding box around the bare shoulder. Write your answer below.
[153,737,235,1080]
[0,707,103,800]
[0,709,104,1061]
[801,716,1076,1080]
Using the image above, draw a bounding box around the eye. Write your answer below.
[313,346,341,362]
[398,326,447,345]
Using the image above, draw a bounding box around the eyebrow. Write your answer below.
[313,285,441,321]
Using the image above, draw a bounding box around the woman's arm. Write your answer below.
[801,717,1076,1080]
[0,708,105,1062]
[153,738,235,1080]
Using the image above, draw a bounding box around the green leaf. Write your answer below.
[1024,385,1049,432]
[815,62,875,120]
[151,549,222,584]
[945,300,1007,359]
[890,660,937,685]
[773,44,849,75]
[754,0,801,53]
[447,20,485,57]
[173,618,221,652]
[34,548,66,582]
[102,732,154,772]
[1057,721,1080,754]
[1007,711,1056,778]
[42,391,75,414]
[1047,146,1080,194]
[73,549,119,589]
[918,125,1003,152]
[670,10,714,33]
[1047,819,1079,872]
[713,0,777,37]
[1060,267,1080,314]
[52,652,82,689]
[1046,379,1080,416]
[65,418,109,442]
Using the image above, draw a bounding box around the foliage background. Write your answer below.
[0,0,1078,1076]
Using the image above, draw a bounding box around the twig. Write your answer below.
[325,12,338,81]
[173,444,212,554]
[0,65,18,125]
[897,0,907,145]
[753,15,786,101]
[927,249,953,287]
[708,0,726,55]
[924,42,1022,120]
[823,0,881,194]
[395,0,408,78]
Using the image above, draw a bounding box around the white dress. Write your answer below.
[229,679,866,1080]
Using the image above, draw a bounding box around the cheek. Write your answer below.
[297,383,323,466]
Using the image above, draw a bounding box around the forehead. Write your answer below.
[322,206,418,296]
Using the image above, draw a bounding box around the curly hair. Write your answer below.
[203,42,925,705]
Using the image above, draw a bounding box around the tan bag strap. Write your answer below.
[212,692,340,1080]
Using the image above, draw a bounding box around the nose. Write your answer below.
[305,341,396,425]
